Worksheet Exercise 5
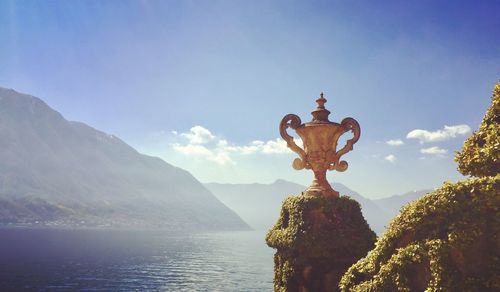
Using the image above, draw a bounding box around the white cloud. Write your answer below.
[207,152,233,165]
[172,126,293,165]
[172,143,228,165]
[172,143,212,156]
[386,139,404,146]
[172,143,236,166]
[181,125,215,144]
[406,124,471,144]
[420,146,448,155]
[384,154,397,163]
[223,139,293,155]
[224,140,265,155]
[262,138,291,154]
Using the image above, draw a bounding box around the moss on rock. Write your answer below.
[266,195,376,292]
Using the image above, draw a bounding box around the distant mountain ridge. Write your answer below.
[0,87,249,231]
[205,179,430,234]
[373,190,430,220]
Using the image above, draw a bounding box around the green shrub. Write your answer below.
[455,83,500,177]
[340,82,500,291]
[340,175,500,291]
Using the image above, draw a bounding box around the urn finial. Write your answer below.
[311,92,331,122]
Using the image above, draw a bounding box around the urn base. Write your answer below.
[304,185,339,198]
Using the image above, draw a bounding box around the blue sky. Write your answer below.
[1,0,499,198]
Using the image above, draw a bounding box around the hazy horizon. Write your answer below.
[0,85,433,201]
[1,1,499,198]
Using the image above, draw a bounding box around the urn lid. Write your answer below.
[310,92,331,123]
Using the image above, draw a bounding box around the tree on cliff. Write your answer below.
[340,82,500,291]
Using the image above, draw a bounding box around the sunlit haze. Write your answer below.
[1,1,499,198]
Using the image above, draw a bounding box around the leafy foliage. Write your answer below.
[340,82,500,291]
[340,175,500,291]
[266,195,376,291]
[266,195,375,256]
[455,82,500,177]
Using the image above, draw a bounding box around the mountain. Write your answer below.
[373,189,431,219]
[205,179,304,231]
[206,179,429,234]
[0,87,249,231]
[333,184,393,233]
[205,180,389,232]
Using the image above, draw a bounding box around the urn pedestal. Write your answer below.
[265,194,376,292]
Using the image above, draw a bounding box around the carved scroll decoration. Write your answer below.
[328,117,361,172]
[279,114,308,170]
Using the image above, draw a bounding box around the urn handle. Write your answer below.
[279,114,307,170]
[331,117,360,172]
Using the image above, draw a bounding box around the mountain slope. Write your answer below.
[205,179,305,231]
[332,184,391,233]
[205,179,392,233]
[0,87,249,231]
[373,189,431,219]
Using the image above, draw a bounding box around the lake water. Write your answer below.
[0,229,274,291]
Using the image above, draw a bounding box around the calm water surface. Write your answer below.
[0,229,274,291]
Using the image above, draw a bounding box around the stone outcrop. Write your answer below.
[266,195,376,292]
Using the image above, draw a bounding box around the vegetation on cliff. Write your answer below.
[266,195,376,257]
[340,82,500,291]
[455,83,500,177]
[267,195,376,292]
